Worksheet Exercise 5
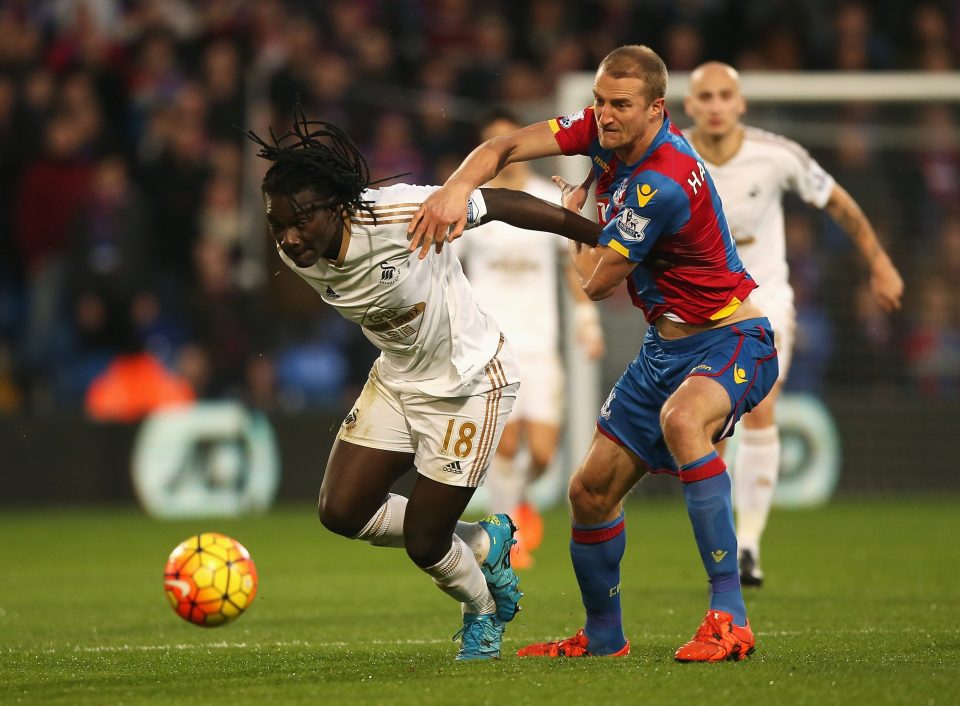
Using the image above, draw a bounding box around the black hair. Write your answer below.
[245,105,374,218]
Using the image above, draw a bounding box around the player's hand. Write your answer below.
[870,254,904,312]
[551,175,590,214]
[408,184,471,259]
[574,303,605,360]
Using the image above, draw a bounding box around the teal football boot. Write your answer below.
[478,514,522,622]
[454,613,504,660]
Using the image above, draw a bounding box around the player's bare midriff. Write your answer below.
[654,296,765,340]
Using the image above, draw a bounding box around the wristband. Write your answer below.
[465,189,488,228]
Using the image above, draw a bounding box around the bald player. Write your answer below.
[683,62,904,586]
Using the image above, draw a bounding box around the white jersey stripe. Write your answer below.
[352,216,416,225]
[369,202,423,211]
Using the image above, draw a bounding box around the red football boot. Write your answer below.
[674,610,755,662]
[517,629,630,658]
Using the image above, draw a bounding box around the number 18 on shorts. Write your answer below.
[338,364,519,488]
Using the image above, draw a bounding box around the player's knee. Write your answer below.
[496,437,520,459]
[660,404,699,447]
[403,528,446,569]
[317,494,364,539]
[529,447,555,473]
[744,403,775,428]
[568,474,610,519]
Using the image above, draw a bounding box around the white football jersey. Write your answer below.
[278,184,502,397]
[685,126,836,304]
[455,174,567,355]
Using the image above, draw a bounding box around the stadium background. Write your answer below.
[0,0,959,509]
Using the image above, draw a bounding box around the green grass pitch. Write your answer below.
[2,497,958,705]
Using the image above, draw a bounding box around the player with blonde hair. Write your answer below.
[411,45,778,663]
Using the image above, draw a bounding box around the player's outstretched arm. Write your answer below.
[407,121,563,259]
[824,184,904,311]
[478,188,601,247]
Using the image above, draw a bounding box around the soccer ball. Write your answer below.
[163,532,258,627]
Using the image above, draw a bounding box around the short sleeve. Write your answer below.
[782,139,835,208]
[548,107,596,156]
[598,174,689,262]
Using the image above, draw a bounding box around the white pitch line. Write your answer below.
[39,638,451,654]
[43,641,331,654]
[18,626,959,655]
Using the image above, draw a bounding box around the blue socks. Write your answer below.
[680,451,747,626]
[568,450,746,651]
[570,512,627,654]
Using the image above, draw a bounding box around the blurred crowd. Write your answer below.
[0,0,958,419]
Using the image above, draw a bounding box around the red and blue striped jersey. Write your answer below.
[549,107,757,325]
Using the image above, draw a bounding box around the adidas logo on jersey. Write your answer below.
[442,460,463,474]
[325,286,340,299]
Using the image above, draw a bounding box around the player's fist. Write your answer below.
[870,254,903,312]
[551,175,590,214]
[574,303,605,360]
[408,183,472,259]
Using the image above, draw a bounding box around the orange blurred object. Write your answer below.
[510,534,535,569]
[512,501,543,550]
[85,352,195,422]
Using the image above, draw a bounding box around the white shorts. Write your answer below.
[509,349,565,426]
[337,351,519,488]
[753,292,796,380]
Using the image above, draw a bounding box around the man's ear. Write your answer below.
[650,97,666,119]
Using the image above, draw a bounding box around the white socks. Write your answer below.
[351,493,490,562]
[733,425,781,559]
[423,536,496,615]
[351,493,408,547]
[454,520,491,564]
[351,492,491,564]
[484,453,525,514]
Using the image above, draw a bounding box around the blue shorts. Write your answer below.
[596,318,778,475]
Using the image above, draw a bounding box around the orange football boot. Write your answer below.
[674,610,755,662]
[517,629,630,658]
[512,501,543,550]
[509,532,535,569]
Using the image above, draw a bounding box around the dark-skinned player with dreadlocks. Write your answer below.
[248,110,604,660]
